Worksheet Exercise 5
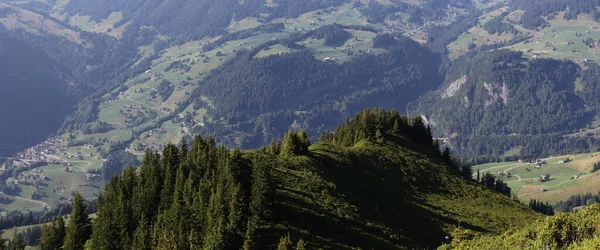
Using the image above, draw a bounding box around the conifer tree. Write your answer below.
[281,131,301,157]
[297,131,310,154]
[63,193,92,250]
[132,217,151,250]
[393,119,400,133]
[40,215,65,250]
[296,239,307,250]
[375,129,384,143]
[10,232,25,250]
[277,235,293,250]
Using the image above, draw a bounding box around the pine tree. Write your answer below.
[64,193,92,250]
[277,235,293,250]
[297,131,310,154]
[132,217,151,250]
[375,129,384,143]
[296,239,307,250]
[10,232,25,250]
[281,131,301,157]
[392,119,400,133]
[40,215,65,250]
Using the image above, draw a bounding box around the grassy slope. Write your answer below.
[439,203,600,249]
[473,152,600,204]
[261,137,540,249]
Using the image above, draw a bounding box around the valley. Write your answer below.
[4,0,600,248]
[474,152,600,203]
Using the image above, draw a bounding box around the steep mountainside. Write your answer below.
[86,109,539,249]
[413,50,600,161]
[195,35,443,147]
[0,30,73,156]
[6,0,600,213]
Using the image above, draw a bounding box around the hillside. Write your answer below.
[84,109,539,249]
[0,30,73,157]
[439,203,600,249]
[5,0,600,215]
[473,152,600,204]
[412,49,600,161]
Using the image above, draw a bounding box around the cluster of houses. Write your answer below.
[145,70,163,81]
[15,137,65,162]
[14,168,46,186]
[130,141,166,153]
[85,173,101,181]
[142,127,167,139]
[119,104,142,119]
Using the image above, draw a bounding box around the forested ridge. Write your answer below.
[412,50,600,161]
[195,35,442,147]
[30,109,538,249]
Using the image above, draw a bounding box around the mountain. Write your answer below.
[194,34,443,147]
[412,49,600,161]
[4,0,600,217]
[0,30,73,157]
[81,109,539,249]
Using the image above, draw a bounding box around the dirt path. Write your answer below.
[14,196,48,208]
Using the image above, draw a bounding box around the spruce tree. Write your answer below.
[297,131,310,154]
[281,131,300,157]
[393,119,400,133]
[296,239,307,250]
[10,232,25,250]
[277,235,293,250]
[40,215,65,250]
[64,193,92,250]
[375,129,384,143]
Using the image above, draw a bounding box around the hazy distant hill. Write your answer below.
[0,30,73,156]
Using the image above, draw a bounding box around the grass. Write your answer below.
[506,12,600,63]
[264,137,539,249]
[0,2,81,43]
[448,7,515,59]
[473,152,600,203]
[67,11,125,37]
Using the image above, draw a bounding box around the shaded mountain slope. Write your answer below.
[0,31,73,156]
[193,36,443,147]
[412,50,600,161]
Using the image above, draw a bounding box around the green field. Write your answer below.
[474,152,600,203]
[450,9,600,63]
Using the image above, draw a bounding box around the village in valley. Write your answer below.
[0,134,108,212]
